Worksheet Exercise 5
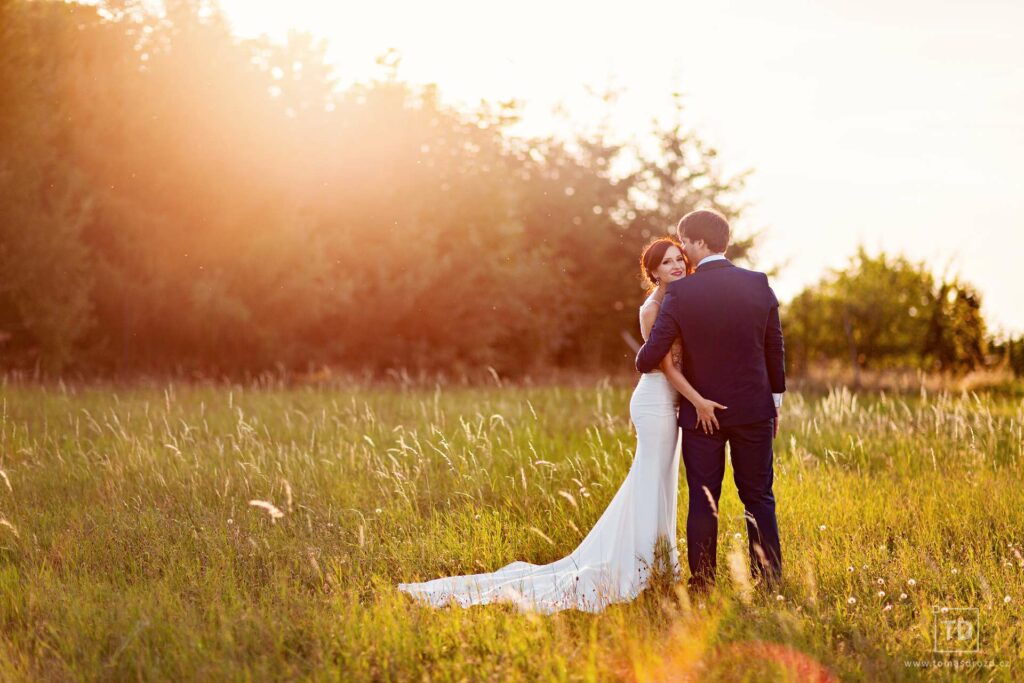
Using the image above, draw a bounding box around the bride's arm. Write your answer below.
[658,346,726,433]
[641,303,726,433]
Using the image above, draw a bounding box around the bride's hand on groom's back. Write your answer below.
[693,397,727,434]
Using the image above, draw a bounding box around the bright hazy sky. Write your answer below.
[217,0,1023,334]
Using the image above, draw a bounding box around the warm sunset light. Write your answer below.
[2,1,1022,680]
[217,0,1024,334]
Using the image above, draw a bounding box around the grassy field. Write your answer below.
[0,379,1021,681]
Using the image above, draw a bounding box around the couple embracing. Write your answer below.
[399,209,786,612]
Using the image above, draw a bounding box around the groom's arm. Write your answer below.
[764,276,786,396]
[636,291,682,373]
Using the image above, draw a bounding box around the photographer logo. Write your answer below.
[933,607,980,653]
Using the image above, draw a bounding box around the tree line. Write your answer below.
[1,0,1017,380]
[787,250,1023,380]
[0,0,753,378]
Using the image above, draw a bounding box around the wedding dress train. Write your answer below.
[398,335,682,613]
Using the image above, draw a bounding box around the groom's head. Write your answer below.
[676,209,729,264]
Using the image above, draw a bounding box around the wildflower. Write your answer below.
[776,594,785,602]
[1005,596,1012,604]
[847,566,854,573]
[883,604,893,611]
[907,578,916,586]
[848,597,857,605]
[877,578,885,585]
[819,524,827,531]
[900,593,908,600]
[951,568,959,574]
[878,590,886,598]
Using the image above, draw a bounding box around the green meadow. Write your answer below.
[0,380,1021,681]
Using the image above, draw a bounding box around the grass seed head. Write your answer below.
[249,500,284,521]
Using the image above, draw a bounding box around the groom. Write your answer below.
[636,209,785,594]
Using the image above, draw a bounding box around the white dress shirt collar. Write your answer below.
[697,253,728,268]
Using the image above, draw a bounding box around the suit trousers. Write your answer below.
[681,417,782,590]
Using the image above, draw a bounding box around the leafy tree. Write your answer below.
[626,93,756,262]
[0,0,97,371]
[0,0,762,377]
[784,248,988,377]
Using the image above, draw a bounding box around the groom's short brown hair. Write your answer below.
[677,209,730,253]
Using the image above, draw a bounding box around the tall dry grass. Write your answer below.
[0,379,1020,680]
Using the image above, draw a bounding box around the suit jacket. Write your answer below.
[635,259,786,428]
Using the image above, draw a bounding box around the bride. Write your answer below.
[398,237,726,613]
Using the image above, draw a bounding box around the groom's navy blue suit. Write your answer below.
[636,258,785,589]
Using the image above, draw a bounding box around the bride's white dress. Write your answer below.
[398,298,682,613]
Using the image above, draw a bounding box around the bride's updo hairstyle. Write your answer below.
[640,236,688,294]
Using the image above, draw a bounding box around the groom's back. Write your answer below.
[669,261,783,427]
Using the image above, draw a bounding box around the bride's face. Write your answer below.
[653,245,687,285]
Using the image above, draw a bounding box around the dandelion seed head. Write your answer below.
[907,578,916,586]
